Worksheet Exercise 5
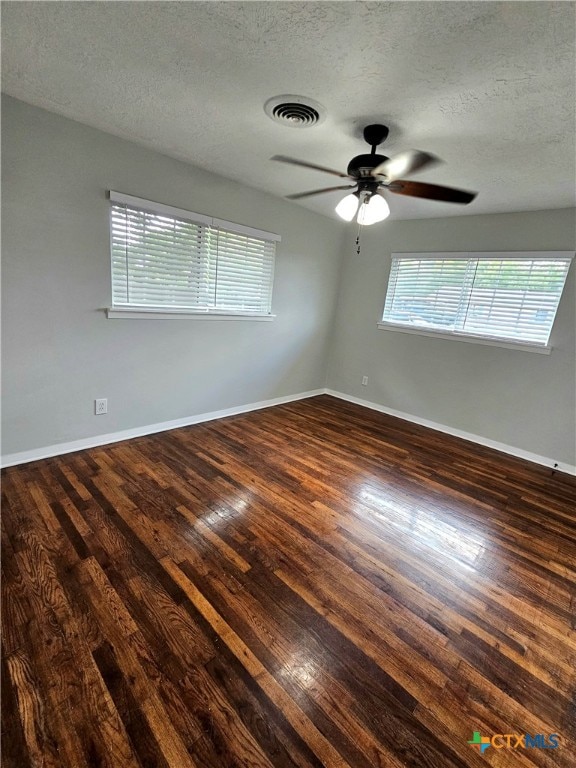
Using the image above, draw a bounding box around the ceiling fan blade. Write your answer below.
[372,150,439,181]
[286,185,355,200]
[387,180,477,204]
[271,155,351,179]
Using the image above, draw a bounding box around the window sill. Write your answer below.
[107,307,276,321]
[377,322,551,354]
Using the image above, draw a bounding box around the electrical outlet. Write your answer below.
[362,376,368,386]
[95,398,108,415]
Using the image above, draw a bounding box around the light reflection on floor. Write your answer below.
[280,653,319,691]
[355,484,486,569]
[199,493,253,529]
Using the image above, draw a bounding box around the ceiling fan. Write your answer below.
[272,124,477,225]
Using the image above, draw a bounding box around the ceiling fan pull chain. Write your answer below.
[356,220,362,255]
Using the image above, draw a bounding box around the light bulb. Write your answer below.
[335,193,359,221]
[356,194,390,225]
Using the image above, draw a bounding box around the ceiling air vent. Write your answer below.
[264,95,326,128]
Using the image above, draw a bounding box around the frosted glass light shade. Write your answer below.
[335,194,359,221]
[357,194,390,226]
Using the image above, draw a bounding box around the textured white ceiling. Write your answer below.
[2,1,575,221]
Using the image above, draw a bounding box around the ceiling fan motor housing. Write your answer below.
[347,153,389,179]
[348,124,390,178]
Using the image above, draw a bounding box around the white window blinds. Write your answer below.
[381,252,573,347]
[110,191,278,315]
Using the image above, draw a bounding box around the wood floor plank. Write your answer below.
[1,653,33,768]
[2,395,575,767]
[4,647,64,768]
[162,555,352,768]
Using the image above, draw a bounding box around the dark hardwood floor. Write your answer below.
[2,394,575,767]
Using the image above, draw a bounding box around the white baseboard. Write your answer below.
[325,389,576,476]
[0,389,325,468]
[3,387,574,477]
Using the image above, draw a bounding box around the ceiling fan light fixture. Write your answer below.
[335,193,359,221]
[356,193,390,226]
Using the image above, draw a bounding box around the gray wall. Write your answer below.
[327,208,576,466]
[1,96,344,455]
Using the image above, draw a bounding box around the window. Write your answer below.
[380,252,573,350]
[109,191,279,318]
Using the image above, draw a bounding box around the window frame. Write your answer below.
[378,251,573,353]
[107,191,280,320]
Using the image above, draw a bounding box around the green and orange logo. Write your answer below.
[468,732,491,754]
